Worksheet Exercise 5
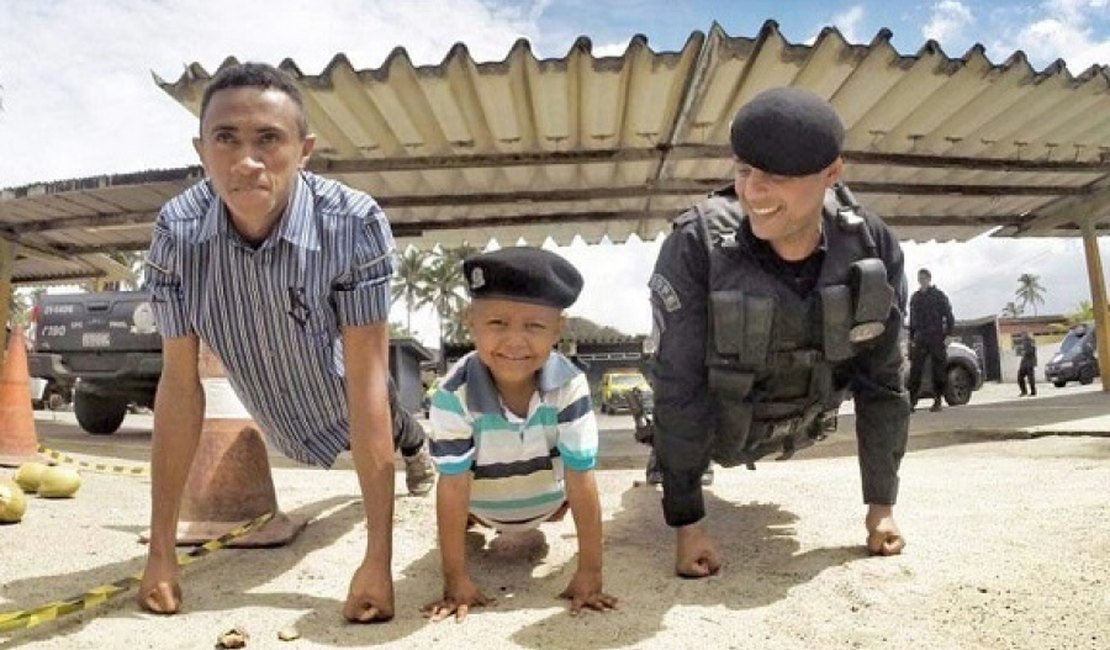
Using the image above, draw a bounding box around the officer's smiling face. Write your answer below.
[465,299,567,392]
[734,157,843,261]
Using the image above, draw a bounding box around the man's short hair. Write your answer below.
[199,62,309,137]
[918,268,932,278]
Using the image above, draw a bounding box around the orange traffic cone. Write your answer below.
[151,343,307,547]
[0,328,44,467]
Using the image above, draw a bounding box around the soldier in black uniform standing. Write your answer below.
[1016,331,1038,396]
[907,268,955,412]
[647,87,909,578]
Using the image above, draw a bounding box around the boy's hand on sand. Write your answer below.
[559,568,618,615]
[422,575,493,623]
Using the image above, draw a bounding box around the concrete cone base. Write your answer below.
[0,451,47,468]
[141,511,309,548]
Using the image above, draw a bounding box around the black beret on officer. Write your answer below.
[463,247,583,309]
[730,87,845,176]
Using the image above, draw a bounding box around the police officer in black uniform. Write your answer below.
[907,268,956,412]
[648,87,909,578]
[1016,331,1037,397]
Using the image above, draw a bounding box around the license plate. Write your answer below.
[82,332,111,348]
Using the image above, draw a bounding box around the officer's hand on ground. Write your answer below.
[138,551,182,615]
[343,558,395,623]
[674,522,723,578]
[865,505,906,556]
[559,568,618,616]
[421,574,493,623]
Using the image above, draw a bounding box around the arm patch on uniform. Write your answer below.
[649,273,682,312]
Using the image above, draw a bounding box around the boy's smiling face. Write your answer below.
[465,298,567,392]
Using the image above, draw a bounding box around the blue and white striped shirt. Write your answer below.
[428,351,599,530]
[145,171,395,467]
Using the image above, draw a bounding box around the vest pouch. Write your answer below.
[710,291,774,367]
[707,368,755,468]
[821,285,854,362]
[710,291,745,356]
[850,258,894,324]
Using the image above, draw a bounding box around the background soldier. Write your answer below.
[907,268,955,412]
[1017,331,1038,397]
[648,87,909,578]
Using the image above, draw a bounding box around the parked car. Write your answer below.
[599,370,652,414]
[907,339,985,406]
[28,292,161,435]
[1045,323,1099,387]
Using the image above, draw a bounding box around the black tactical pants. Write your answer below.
[388,377,427,456]
[346,377,426,456]
[1017,361,1037,396]
[907,336,947,405]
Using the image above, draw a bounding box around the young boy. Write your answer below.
[423,247,617,622]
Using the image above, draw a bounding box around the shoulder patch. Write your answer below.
[649,273,682,312]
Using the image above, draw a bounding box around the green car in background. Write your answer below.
[600,370,653,415]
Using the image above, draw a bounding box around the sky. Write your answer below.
[1,0,1108,346]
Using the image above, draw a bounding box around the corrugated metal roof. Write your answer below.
[1,20,1108,283]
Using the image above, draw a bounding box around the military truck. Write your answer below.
[28,292,161,435]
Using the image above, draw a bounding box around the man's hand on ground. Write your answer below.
[675,522,723,578]
[865,505,906,556]
[343,558,395,623]
[138,552,182,615]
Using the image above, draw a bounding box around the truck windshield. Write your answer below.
[1059,329,1088,355]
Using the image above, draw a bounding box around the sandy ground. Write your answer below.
[2,432,1108,650]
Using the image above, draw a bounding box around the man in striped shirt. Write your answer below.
[139,62,430,623]
[424,247,617,622]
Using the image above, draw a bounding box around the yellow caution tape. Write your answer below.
[0,512,274,634]
[37,445,150,477]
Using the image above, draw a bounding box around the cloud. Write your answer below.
[988,0,1109,70]
[903,236,1110,320]
[831,5,867,42]
[922,1,974,46]
[591,40,631,57]
[0,0,545,187]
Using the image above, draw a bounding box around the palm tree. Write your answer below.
[1000,302,1023,318]
[391,247,429,332]
[1014,273,1046,316]
[415,245,478,359]
[1067,300,1094,326]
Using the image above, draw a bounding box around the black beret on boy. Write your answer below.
[463,247,583,309]
[729,86,845,176]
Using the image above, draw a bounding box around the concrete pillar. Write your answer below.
[1080,220,1110,392]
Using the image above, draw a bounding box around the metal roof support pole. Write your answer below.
[1080,218,1110,392]
[0,239,12,368]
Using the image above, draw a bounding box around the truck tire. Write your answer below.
[74,389,128,435]
[943,365,973,406]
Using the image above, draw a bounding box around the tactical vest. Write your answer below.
[698,184,895,468]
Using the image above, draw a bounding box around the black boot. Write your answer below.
[645,450,663,485]
[929,397,943,412]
